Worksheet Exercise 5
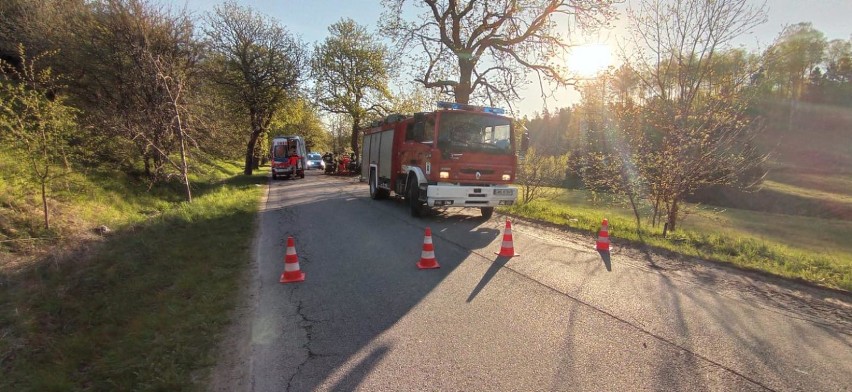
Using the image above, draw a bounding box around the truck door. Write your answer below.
[399,117,435,184]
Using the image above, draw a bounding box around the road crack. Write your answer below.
[286,298,333,391]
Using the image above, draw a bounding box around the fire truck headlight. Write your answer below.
[502,174,511,181]
[440,171,450,179]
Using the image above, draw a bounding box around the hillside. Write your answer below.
[691,100,852,220]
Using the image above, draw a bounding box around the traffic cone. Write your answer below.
[280,236,305,283]
[416,227,440,269]
[596,219,610,252]
[495,219,520,257]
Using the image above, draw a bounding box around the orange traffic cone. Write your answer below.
[596,219,610,252]
[416,227,440,269]
[280,236,305,283]
[495,219,520,257]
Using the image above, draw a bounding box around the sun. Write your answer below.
[569,43,613,77]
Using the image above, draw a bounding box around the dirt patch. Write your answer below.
[203,256,257,392]
[203,180,268,392]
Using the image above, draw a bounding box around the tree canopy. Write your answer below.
[380,0,615,107]
[312,18,391,159]
[204,1,307,175]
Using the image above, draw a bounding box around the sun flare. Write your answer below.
[569,43,612,77]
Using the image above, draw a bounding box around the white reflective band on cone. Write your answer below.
[598,237,610,243]
[502,241,513,247]
[424,237,432,244]
[421,251,435,259]
[286,248,297,255]
[284,263,300,271]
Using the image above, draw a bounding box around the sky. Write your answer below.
[182,0,852,117]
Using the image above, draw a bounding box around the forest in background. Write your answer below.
[1,0,850,249]
[521,21,851,227]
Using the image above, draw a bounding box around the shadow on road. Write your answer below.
[466,255,512,302]
[327,345,390,391]
[257,173,504,390]
[598,250,611,272]
[256,172,852,391]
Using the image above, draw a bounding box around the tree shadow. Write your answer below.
[326,345,390,391]
[0,189,259,389]
[251,174,503,390]
[189,172,268,198]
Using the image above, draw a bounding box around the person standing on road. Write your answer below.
[288,147,300,169]
[341,153,350,174]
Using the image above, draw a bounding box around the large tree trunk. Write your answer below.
[455,59,474,104]
[652,195,662,227]
[666,197,680,232]
[41,180,50,230]
[627,190,641,232]
[175,113,192,203]
[350,116,361,162]
[244,128,261,176]
[142,148,152,179]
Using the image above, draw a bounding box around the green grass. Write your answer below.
[505,188,852,292]
[761,179,852,206]
[0,161,265,391]
[767,170,852,199]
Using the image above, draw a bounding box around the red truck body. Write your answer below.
[360,102,518,218]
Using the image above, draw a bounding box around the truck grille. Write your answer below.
[460,169,494,174]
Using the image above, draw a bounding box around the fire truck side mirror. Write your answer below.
[520,132,530,153]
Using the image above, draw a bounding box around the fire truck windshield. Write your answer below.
[437,112,512,155]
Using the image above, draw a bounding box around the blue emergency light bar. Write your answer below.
[436,101,506,115]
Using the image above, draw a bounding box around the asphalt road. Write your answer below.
[227,170,851,391]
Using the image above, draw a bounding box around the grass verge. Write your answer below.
[505,188,851,292]
[0,162,265,391]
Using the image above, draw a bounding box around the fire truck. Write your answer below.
[360,101,518,218]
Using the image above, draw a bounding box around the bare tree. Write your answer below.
[204,2,306,175]
[68,0,201,186]
[380,0,615,106]
[516,147,569,204]
[625,0,768,232]
[0,0,84,68]
[150,54,196,202]
[0,47,76,229]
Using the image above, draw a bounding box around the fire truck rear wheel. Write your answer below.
[480,207,494,219]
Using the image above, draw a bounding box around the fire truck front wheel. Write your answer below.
[407,181,424,217]
[480,207,494,219]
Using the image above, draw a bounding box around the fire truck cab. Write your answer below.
[360,102,518,218]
